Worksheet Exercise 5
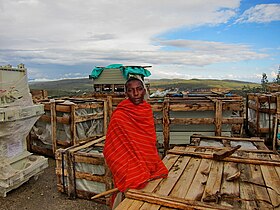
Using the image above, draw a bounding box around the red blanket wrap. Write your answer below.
[103,99,168,192]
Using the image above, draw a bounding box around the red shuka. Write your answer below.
[103,99,168,192]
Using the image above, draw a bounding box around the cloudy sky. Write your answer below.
[1,0,280,83]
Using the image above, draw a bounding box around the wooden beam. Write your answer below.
[125,190,232,210]
[163,99,170,155]
[191,135,264,142]
[215,99,222,136]
[167,149,280,166]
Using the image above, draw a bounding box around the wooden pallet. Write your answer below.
[55,136,113,205]
[28,98,108,156]
[246,93,280,145]
[116,136,280,209]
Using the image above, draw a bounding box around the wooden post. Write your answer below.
[215,99,222,136]
[273,94,280,151]
[66,150,76,199]
[163,98,170,155]
[268,95,272,143]
[107,96,113,120]
[256,95,260,134]
[51,100,57,154]
[71,104,77,145]
[103,99,108,135]
[273,115,278,151]
[245,94,249,135]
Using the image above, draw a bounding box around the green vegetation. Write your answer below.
[29,78,261,98]
[149,78,259,90]
[29,78,94,98]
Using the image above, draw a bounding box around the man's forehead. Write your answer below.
[127,80,143,87]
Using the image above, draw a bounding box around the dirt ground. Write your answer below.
[0,158,110,210]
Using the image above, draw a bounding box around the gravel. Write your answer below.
[0,158,110,210]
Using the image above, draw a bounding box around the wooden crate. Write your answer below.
[115,135,280,209]
[71,94,244,155]
[149,96,244,154]
[30,89,48,101]
[27,98,108,156]
[55,136,113,204]
[246,93,280,145]
[267,84,280,92]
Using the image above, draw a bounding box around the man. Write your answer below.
[103,77,168,193]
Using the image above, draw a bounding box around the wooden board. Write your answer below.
[115,137,280,210]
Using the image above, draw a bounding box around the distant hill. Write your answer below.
[149,78,259,90]
[29,78,261,98]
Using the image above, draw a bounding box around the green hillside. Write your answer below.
[29,78,261,98]
[149,78,259,90]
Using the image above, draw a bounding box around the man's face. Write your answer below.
[126,80,146,105]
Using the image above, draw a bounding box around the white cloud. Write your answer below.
[0,0,277,82]
[236,4,280,23]
[0,0,240,49]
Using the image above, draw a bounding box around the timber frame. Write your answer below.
[27,98,108,157]
[246,93,280,146]
[106,95,244,155]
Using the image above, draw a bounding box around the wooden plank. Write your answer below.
[68,136,106,153]
[75,171,106,183]
[74,113,103,123]
[115,147,183,210]
[56,116,70,124]
[51,101,57,153]
[169,104,215,112]
[184,158,211,201]
[170,118,214,125]
[143,148,182,193]
[220,162,240,208]
[221,118,244,124]
[74,154,104,165]
[259,155,280,208]
[215,100,222,136]
[249,153,273,209]
[140,148,194,210]
[273,116,278,151]
[66,149,76,199]
[71,104,77,145]
[239,158,258,209]
[168,148,199,199]
[191,135,264,142]
[253,141,269,150]
[39,114,51,122]
[126,190,232,210]
[168,149,280,166]
[163,99,170,155]
[202,160,223,203]
[187,145,273,154]
[103,99,108,135]
[115,198,144,209]
[74,103,103,109]
[56,104,71,112]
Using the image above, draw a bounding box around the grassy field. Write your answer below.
[29,78,261,98]
[149,78,259,90]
